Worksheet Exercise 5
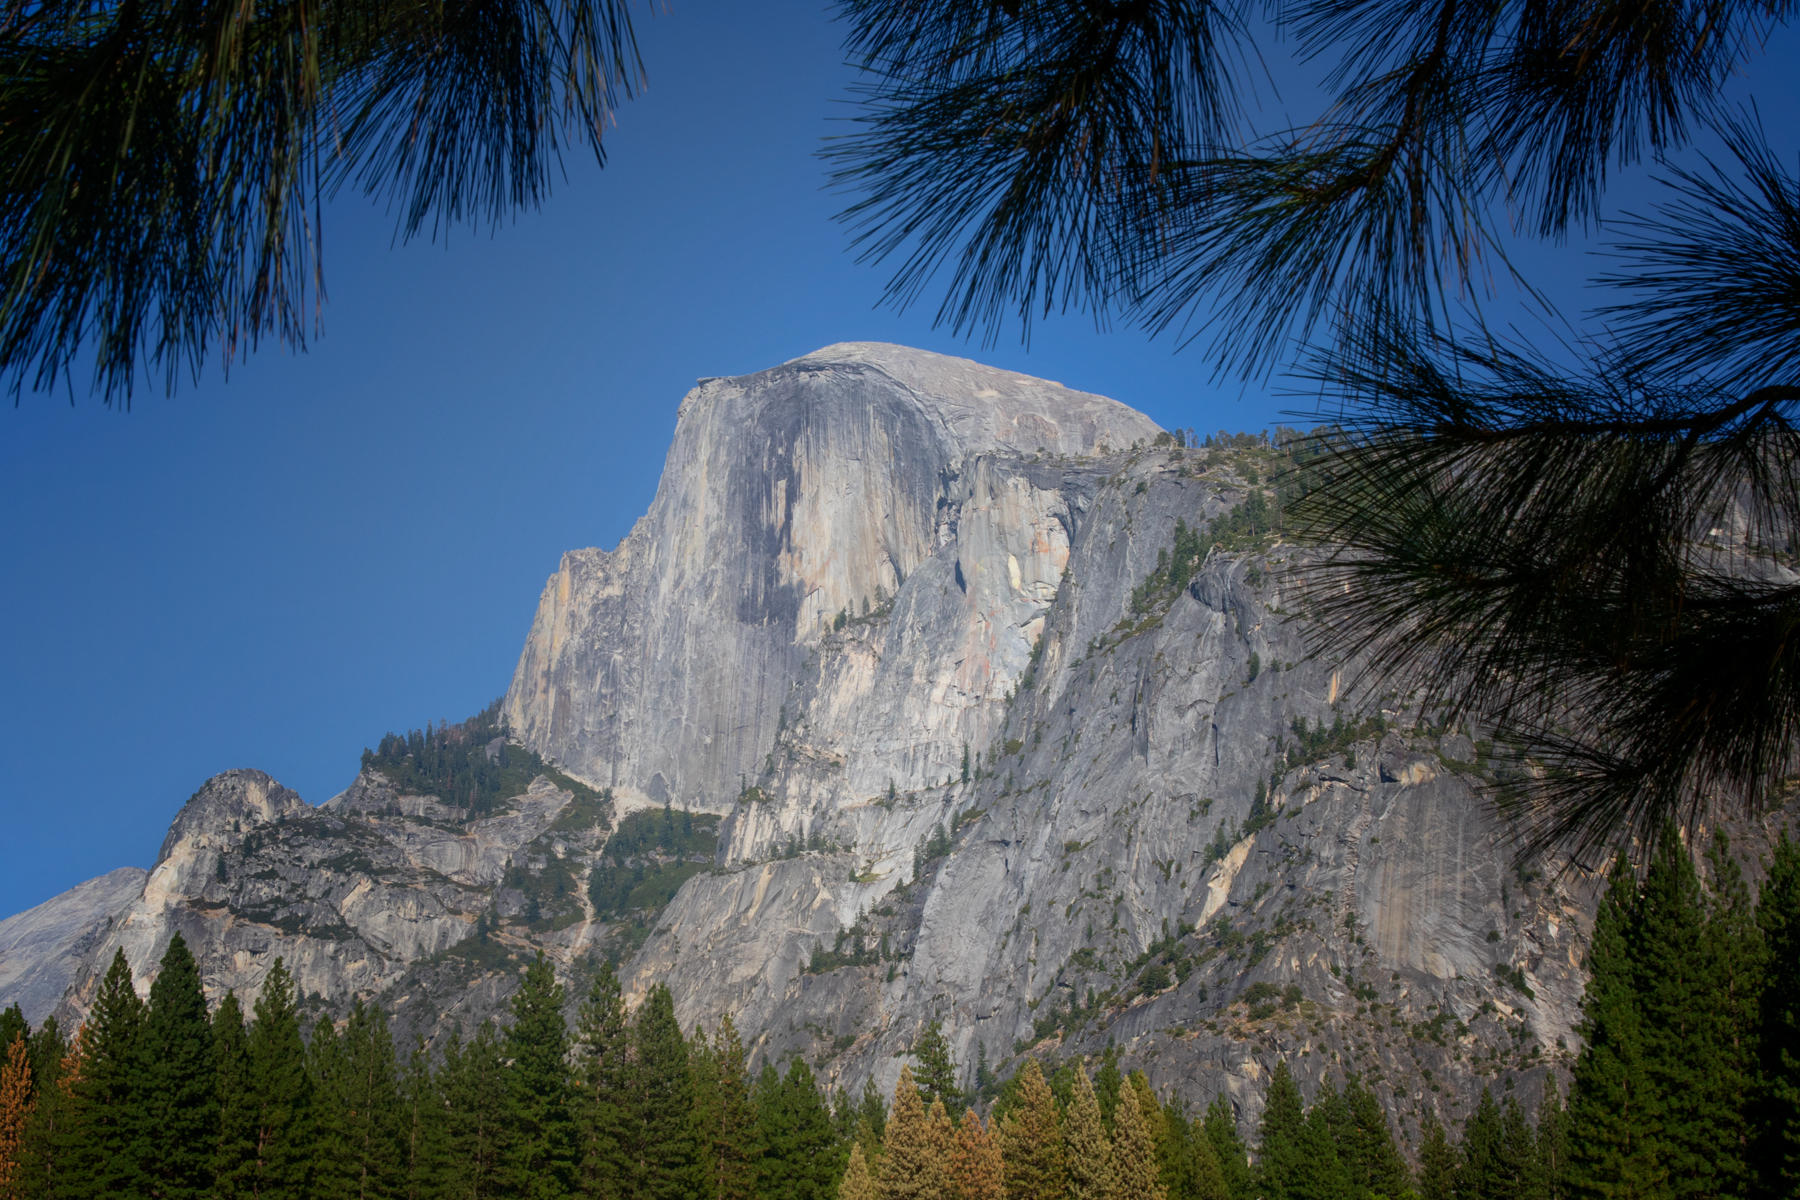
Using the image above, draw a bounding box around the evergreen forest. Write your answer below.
[0,832,1794,1200]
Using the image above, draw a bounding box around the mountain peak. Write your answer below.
[685,342,1162,463]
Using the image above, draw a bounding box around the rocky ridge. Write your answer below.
[4,342,1738,1139]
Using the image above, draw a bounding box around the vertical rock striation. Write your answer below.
[503,343,1158,814]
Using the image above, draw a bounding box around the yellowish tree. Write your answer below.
[1110,1083,1165,1200]
[878,1066,949,1200]
[0,1033,33,1200]
[841,1142,879,1200]
[998,1061,1064,1200]
[1064,1068,1114,1200]
[946,1108,1004,1200]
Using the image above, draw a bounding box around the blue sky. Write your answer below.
[3,3,1795,919]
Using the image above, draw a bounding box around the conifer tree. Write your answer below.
[1633,832,1753,1199]
[1158,1096,1228,1200]
[247,958,315,1200]
[16,1032,81,1200]
[913,1021,962,1115]
[25,1018,64,1103]
[574,963,631,1200]
[948,1108,1005,1200]
[1200,1096,1253,1200]
[1502,1094,1546,1200]
[438,1025,507,1200]
[211,991,258,1200]
[749,1062,785,1198]
[1299,1091,1353,1200]
[61,947,146,1200]
[928,1099,957,1180]
[1415,1116,1457,1200]
[628,984,702,1200]
[857,1075,888,1153]
[839,1142,878,1200]
[1565,858,1661,1200]
[0,1013,25,1079]
[877,1066,948,1200]
[997,1060,1064,1200]
[1093,1048,1122,1134]
[1109,1082,1164,1200]
[1753,831,1800,1200]
[0,1032,32,1200]
[689,1024,720,1194]
[704,1016,754,1200]
[1458,1088,1511,1200]
[139,933,216,1200]
[311,1017,358,1200]
[399,1038,445,1200]
[785,1059,845,1200]
[502,955,577,1200]
[334,999,405,1200]
[1340,1079,1408,1200]
[1256,1061,1306,1200]
[1536,1077,1569,1200]
[1064,1067,1114,1200]
[1702,832,1762,1193]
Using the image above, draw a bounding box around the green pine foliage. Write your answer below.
[7,834,1793,1200]
[246,959,314,1200]
[1256,1061,1306,1200]
[702,1016,754,1200]
[1634,833,1753,1197]
[501,956,577,1200]
[0,1007,26,1078]
[574,963,631,1200]
[1536,1077,1570,1200]
[211,992,257,1200]
[360,700,609,819]
[585,807,720,923]
[62,948,145,1200]
[1565,857,1664,1199]
[1457,1088,1511,1200]
[1502,1094,1546,1200]
[1200,1096,1254,1200]
[1294,1084,1352,1200]
[437,1024,507,1200]
[1415,1116,1457,1200]
[399,1037,447,1200]
[771,1060,842,1200]
[140,933,216,1200]
[328,1000,405,1200]
[1754,832,1800,1199]
[912,1020,961,1115]
[308,1018,356,1200]
[627,984,702,1200]
[1340,1079,1409,1200]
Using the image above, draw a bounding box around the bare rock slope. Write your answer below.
[4,343,1659,1137]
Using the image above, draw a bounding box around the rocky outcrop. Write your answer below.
[503,343,1158,811]
[39,766,615,1039]
[0,866,146,1024]
[10,342,1738,1138]
[600,416,1599,1138]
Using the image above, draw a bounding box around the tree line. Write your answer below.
[0,832,1794,1200]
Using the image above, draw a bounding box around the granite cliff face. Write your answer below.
[499,344,1596,1133]
[504,343,1158,811]
[4,343,1649,1135]
[0,867,145,1024]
